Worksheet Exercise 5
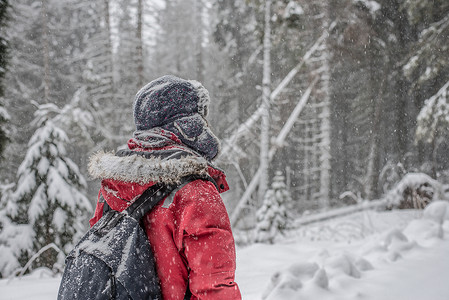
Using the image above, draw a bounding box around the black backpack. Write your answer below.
[58,175,215,300]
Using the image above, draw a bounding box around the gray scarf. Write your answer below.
[130,115,220,162]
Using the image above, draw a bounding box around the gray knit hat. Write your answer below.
[133,75,220,161]
[133,75,210,130]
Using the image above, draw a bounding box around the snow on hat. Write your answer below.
[133,75,220,161]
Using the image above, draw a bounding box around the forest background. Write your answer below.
[0,0,448,278]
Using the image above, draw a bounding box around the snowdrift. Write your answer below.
[237,200,449,300]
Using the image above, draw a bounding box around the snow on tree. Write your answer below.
[385,173,444,210]
[402,0,449,93]
[0,183,35,278]
[416,81,449,144]
[402,1,449,176]
[6,117,92,272]
[32,88,95,147]
[1,0,104,180]
[415,81,449,176]
[1,0,43,174]
[378,161,407,195]
[254,171,293,244]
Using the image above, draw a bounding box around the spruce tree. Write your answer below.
[8,118,91,271]
[254,171,293,244]
[403,0,449,176]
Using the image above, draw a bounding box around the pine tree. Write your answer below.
[416,81,449,176]
[254,171,292,244]
[212,0,263,213]
[403,0,449,177]
[213,0,261,127]
[416,83,449,145]
[1,0,42,175]
[1,0,104,180]
[8,118,92,271]
[402,0,449,96]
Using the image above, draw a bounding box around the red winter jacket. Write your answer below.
[88,146,241,300]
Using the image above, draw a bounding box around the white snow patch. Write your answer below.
[52,208,67,232]
[283,1,304,19]
[355,0,381,15]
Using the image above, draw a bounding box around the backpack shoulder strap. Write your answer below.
[126,182,172,221]
[101,194,111,215]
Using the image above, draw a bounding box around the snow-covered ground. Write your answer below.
[1,201,449,300]
[236,201,449,300]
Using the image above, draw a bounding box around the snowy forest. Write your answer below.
[0,0,449,295]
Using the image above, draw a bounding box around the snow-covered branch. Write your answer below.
[218,32,327,163]
[416,80,449,143]
[269,31,326,102]
[17,243,63,278]
[270,77,319,152]
[230,79,318,225]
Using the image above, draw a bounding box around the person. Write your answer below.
[88,75,242,300]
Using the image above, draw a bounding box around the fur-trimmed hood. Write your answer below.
[88,151,209,185]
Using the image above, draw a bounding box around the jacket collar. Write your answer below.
[88,149,209,185]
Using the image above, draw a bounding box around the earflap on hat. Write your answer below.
[168,114,220,161]
[173,114,204,141]
[188,79,210,117]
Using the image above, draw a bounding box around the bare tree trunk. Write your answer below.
[103,0,114,89]
[259,0,272,201]
[431,137,437,179]
[102,0,119,144]
[364,78,385,200]
[195,0,204,82]
[42,0,50,103]
[319,21,332,208]
[136,0,144,87]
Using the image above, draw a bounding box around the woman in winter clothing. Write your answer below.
[88,75,241,300]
